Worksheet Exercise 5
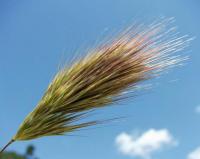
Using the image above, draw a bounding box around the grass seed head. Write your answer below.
[13,19,191,141]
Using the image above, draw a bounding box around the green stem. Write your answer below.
[0,139,15,154]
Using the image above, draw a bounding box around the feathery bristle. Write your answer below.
[13,19,190,141]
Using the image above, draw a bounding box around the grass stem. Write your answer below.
[0,139,15,154]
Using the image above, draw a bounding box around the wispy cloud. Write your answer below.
[115,129,177,159]
[195,105,200,114]
[188,147,200,159]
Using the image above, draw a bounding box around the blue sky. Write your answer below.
[0,0,199,159]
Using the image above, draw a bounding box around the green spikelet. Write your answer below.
[0,19,191,153]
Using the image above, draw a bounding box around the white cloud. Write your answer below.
[188,147,200,159]
[115,129,177,159]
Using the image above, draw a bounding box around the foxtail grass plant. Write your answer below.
[0,19,191,153]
